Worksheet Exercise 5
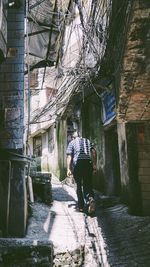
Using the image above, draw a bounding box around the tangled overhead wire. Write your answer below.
[26,0,113,125]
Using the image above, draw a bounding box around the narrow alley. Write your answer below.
[1,174,150,266]
[0,0,150,266]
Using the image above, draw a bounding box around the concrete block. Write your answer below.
[139,160,150,168]
[141,191,150,200]
[138,167,150,176]
[141,183,150,192]
[142,200,150,216]
[138,151,150,160]
[139,176,150,183]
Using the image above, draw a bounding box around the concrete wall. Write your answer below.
[46,125,59,177]
[0,0,27,237]
[138,124,150,215]
[30,119,67,180]
[117,122,150,215]
[81,94,121,196]
[126,123,142,215]
[117,122,130,203]
[56,119,68,180]
[29,127,58,176]
[104,126,121,196]
[0,6,25,150]
[81,94,105,192]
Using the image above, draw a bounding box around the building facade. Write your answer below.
[0,0,27,237]
[26,0,150,216]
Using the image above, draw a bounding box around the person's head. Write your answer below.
[72,129,80,139]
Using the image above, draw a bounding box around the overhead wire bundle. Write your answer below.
[26,0,112,125]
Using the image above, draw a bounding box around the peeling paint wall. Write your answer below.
[56,119,67,180]
[38,127,59,176]
[117,122,129,203]
[38,120,67,180]
[0,9,25,150]
[0,0,27,237]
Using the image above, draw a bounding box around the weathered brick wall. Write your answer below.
[114,1,150,214]
[138,124,150,215]
[118,0,150,121]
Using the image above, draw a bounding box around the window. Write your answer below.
[33,135,42,156]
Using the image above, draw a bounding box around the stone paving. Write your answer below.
[26,175,150,266]
[1,174,149,266]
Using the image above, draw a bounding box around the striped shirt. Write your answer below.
[66,137,93,166]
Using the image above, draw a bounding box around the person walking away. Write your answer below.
[66,130,97,214]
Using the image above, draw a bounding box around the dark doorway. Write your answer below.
[105,126,121,196]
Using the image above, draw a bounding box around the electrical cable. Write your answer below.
[26,0,119,126]
[30,72,84,123]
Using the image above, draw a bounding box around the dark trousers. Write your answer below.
[73,159,94,209]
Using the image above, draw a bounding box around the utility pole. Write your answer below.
[0,0,27,237]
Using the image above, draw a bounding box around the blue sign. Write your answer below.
[101,91,116,125]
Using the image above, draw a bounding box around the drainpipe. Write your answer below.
[0,0,27,237]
